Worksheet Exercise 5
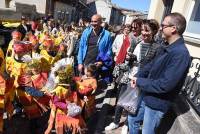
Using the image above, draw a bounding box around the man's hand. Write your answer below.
[130,77,137,88]
[78,64,84,73]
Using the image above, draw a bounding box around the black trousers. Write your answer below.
[114,84,128,125]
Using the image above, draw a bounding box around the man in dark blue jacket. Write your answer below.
[128,12,191,134]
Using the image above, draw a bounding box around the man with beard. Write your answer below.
[78,14,113,83]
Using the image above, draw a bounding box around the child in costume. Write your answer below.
[5,41,32,115]
[6,41,48,122]
[0,47,11,133]
[0,47,8,133]
[6,31,22,58]
[45,58,86,134]
[74,64,97,120]
[0,74,5,133]
[16,53,51,134]
[0,48,5,74]
[40,38,62,72]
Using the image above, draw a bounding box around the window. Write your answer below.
[185,0,200,39]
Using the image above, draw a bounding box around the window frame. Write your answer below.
[184,0,200,40]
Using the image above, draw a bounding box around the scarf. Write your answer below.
[116,35,130,65]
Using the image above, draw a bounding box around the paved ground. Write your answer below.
[2,81,113,134]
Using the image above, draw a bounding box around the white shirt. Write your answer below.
[112,34,126,61]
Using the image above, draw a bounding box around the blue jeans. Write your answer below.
[128,101,165,134]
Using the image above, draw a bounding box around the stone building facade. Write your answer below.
[85,0,145,25]
[0,0,87,23]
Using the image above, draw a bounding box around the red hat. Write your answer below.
[13,41,32,54]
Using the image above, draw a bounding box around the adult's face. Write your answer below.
[141,24,153,43]
[123,27,131,36]
[91,15,101,31]
[22,19,27,25]
[31,68,41,75]
[160,16,176,41]
[131,23,141,37]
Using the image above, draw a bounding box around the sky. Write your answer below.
[111,0,151,13]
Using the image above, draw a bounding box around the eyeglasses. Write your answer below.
[161,24,174,29]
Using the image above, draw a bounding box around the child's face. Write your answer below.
[12,36,21,41]
[31,68,41,75]
[84,68,92,77]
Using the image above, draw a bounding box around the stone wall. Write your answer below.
[54,1,75,24]
[0,8,21,21]
[158,95,200,134]
[11,0,47,14]
[0,2,38,21]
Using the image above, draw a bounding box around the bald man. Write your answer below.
[77,14,113,83]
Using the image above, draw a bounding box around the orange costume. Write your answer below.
[40,39,61,72]
[16,72,49,119]
[0,47,15,132]
[45,61,85,134]
[5,42,32,106]
[74,76,97,119]
[45,86,85,134]
[15,53,50,119]
[0,48,5,132]
[0,75,6,132]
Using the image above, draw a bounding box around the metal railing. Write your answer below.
[181,56,200,116]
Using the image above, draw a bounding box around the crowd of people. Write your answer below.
[0,12,191,134]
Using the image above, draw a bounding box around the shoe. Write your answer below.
[105,122,119,131]
[121,125,128,134]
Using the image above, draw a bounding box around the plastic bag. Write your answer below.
[117,83,141,114]
[67,103,82,117]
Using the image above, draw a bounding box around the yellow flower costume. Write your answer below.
[45,58,85,134]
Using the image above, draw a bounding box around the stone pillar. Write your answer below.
[147,0,165,23]
[0,0,6,8]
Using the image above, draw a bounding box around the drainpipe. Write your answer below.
[46,0,54,16]
[49,0,54,16]
[161,0,174,22]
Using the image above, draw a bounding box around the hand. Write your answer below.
[126,55,130,60]
[83,96,88,102]
[130,77,137,88]
[95,61,103,67]
[59,44,65,52]
[78,64,84,73]
[44,91,53,98]
[41,87,47,92]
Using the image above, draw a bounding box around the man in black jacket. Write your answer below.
[17,16,31,40]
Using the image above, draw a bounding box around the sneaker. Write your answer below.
[121,125,128,134]
[105,122,119,131]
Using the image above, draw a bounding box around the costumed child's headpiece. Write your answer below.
[13,41,32,54]
[43,58,74,92]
